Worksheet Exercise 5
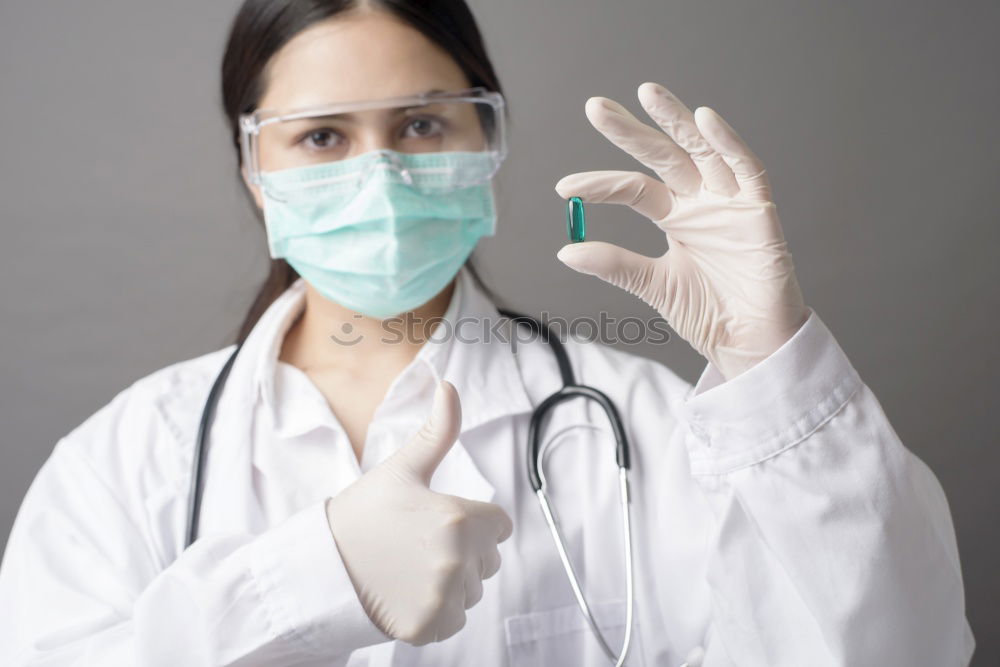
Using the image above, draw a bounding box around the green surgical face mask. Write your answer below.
[260,149,497,319]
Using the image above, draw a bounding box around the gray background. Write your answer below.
[1,0,997,662]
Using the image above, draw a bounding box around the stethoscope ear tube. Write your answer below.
[527,384,637,666]
[502,306,632,493]
[508,310,635,665]
[186,309,639,664]
[526,384,632,493]
[497,308,576,387]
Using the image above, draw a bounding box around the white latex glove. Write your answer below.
[324,380,512,645]
[556,82,809,380]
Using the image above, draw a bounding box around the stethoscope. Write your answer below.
[184,309,637,666]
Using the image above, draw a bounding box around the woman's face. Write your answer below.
[246,8,479,204]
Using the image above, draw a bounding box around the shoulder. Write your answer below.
[9,346,239,569]
[53,345,238,493]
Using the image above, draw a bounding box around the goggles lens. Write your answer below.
[241,89,506,197]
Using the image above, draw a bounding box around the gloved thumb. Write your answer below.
[392,380,463,486]
[557,241,666,306]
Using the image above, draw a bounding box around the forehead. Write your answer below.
[258,10,471,112]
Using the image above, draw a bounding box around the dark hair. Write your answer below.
[221,0,505,344]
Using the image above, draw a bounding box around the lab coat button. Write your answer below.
[689,423,711,446]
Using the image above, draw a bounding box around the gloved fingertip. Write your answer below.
[556,243,579,261]
[404,380,462,480]
[584,96,624,123]
[637,81,664,99]
[553,177,573,197]
[693,105,718,125]
[431,378,446,407]
[694,106,734,141]
[433,379,461,421]
[556,244,595,274]
[555,174,593,200]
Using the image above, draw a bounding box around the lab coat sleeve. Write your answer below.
[0,434,389,666]
[678,311,974,667]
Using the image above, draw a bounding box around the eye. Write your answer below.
[298,128,342,151]
[402,116,446,139]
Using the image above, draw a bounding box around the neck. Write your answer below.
[279,279,457,373]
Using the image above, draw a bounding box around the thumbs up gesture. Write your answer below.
[324,381,513,645]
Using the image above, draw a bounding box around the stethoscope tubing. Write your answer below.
[507,309,635,666]
[185,341,242,549]
[185,308,637,665]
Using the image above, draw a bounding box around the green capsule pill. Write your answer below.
[566,196,586,242]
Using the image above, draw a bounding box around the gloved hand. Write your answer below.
[324,380,512,645]
[555,82,809,380]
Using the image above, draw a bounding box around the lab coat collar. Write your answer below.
[192,266,530,535]
[248,265,534,440]
[437,267,535,434]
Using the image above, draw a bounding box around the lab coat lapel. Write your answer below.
[416,268,535,504]
[427,436,496,503]
[438,268,534,435]
[191,278,310,539]
[188,267,537,537]
[196,349,270,538]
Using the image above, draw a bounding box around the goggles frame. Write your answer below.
[239,87,507,189]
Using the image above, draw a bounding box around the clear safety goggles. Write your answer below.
[240,87,507,199]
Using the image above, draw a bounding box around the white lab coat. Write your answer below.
[0,267,975,666]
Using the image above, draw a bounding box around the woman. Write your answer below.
[0,0,973,665]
